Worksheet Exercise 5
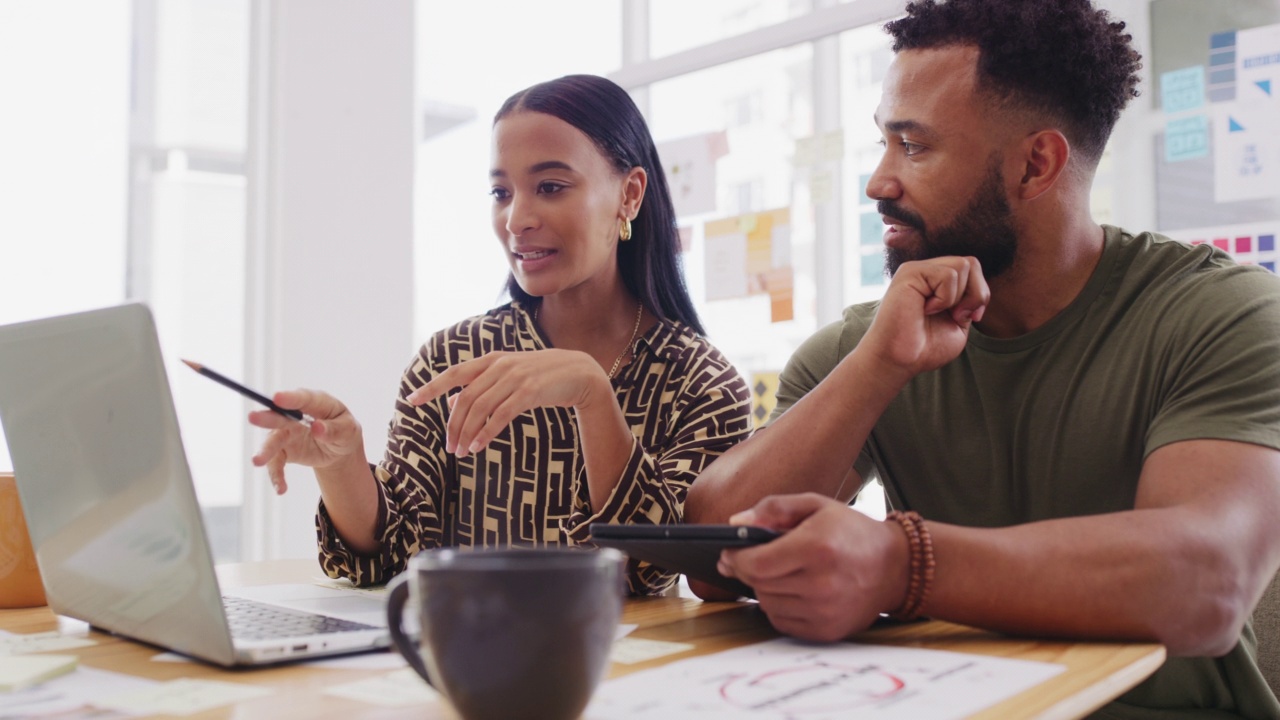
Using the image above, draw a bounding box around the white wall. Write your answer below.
[242,0,416,561]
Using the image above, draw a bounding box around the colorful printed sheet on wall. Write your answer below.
[704,208,794,323]
[1170,222,1280,273]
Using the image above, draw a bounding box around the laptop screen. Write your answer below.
[0,303,237,664]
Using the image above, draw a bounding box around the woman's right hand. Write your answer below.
[248,389,365,494]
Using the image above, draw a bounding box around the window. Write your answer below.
[647,44,820,384]
[413,1,622,341]
[0,1,130,471]
[130,0,251,561]
[633,3,901,518]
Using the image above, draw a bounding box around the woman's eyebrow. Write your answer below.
[490,160,575,179]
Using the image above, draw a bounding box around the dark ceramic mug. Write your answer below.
[386,546,626,720]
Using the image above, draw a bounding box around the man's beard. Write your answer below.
[881,157,1018,280]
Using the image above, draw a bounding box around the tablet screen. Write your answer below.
[588,524,779,598]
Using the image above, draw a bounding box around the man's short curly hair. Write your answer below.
[885,0,1142,165]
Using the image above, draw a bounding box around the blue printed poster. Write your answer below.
[1214,23,1280,203]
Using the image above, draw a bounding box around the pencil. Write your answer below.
[181,359,312,426]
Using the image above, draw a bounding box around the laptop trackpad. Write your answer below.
[224,583,388,628]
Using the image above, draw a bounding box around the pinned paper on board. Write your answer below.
[703,208,794,323]
[1214,23,1280,203]
[657,131,730,218]
[1212,103,1280,202]
[1165,115,1209,162]
[750,372,781,428]
[1237,22,1280,104]
[1176,222,1279,274]
[1161,66,1207,114]
[792,130,844,168]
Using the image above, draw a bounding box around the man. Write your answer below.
[683,0,1280,717]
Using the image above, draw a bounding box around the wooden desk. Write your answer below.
[0,559,1164,719]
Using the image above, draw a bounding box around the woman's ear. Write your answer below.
[1017,129,1070,201]
[621,166,648,219]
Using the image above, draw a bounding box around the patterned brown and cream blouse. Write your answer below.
[316,301,752,594]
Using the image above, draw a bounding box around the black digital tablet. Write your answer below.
[589,523,781,599]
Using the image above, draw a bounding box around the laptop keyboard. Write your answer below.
[222,596,380,641]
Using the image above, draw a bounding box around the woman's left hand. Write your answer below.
[407,350,613,457]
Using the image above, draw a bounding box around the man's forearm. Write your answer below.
[925,509,1257,656]
[686,346,906,523]
[926,439,1280,656]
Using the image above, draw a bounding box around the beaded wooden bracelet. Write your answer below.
[885,510,935,621]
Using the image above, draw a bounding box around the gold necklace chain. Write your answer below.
[534,301,644,380]
[607,302,645,379]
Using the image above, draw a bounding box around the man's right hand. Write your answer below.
[248,389,365,494]
[862,255,989,380]
[717,493,909,642]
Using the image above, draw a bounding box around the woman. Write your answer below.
[249,74,751,594]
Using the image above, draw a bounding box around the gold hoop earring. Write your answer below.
[620,218,632,242]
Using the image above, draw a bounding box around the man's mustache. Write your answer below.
[877,200,925,232]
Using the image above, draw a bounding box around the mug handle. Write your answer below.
[385,572,434,687]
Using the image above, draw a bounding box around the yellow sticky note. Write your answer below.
[0,654,78,692]
[610,637,695,665]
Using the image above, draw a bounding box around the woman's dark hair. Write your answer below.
[494,74,705,336]
[885,0,1142,166]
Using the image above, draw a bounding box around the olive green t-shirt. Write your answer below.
[773,226,1280,719]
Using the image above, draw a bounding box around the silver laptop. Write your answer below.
[0,302,390,666]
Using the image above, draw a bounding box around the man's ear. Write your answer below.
[1017,129,1070,201]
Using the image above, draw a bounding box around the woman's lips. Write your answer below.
[512,248,557,271]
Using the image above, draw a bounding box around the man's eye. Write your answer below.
[901,141,923,156]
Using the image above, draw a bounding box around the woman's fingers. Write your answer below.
[267,450,288,495]
[459,393,528,455]
[445,357,521,454]
[407,356,493,406]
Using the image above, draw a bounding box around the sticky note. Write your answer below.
[1165,115,1209,162]
[1161,66,1206,114]
[0,654,78,692]
[0,631,95,656]
[609,637,696,665]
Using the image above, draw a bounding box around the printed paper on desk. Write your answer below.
[96,678,272,716]
[0,666,155,718]
[585,637,1066,720]
[324,668,443,708]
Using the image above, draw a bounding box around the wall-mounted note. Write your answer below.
[1162,66,1206,114]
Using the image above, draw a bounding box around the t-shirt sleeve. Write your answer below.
[563,344,753,596]
[1146,267,1280,455]
[769,306,879,484]
[315,345,450,587]
[771,318,845,420]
